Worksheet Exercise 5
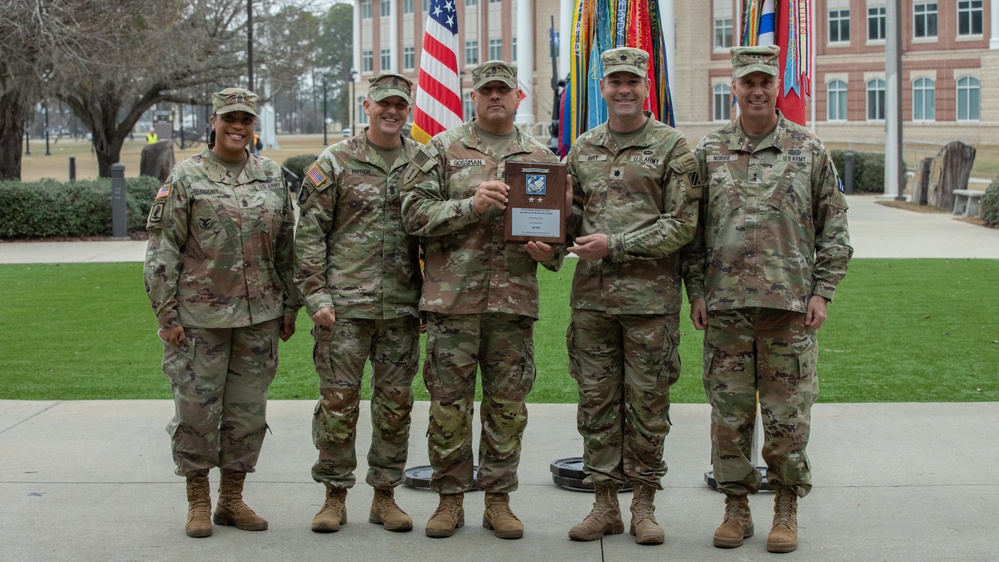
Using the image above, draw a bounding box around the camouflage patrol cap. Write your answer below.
[368,72,413,104]
[731,45,780,78]
[472,60,518,90]
[601,47,649,78]
[212,87,258,117]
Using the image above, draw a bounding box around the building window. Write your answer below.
[867,6,886,41]
[829,9,850,42]
[465,40,479,65]
[714,18,733,49]
[958,0,983,36]
[380,0,390,17]
[361,0,372,19]
[463,91,474,120]
[466,0,477,5]
[712,84,731,121]
[362,50,373,72]
[403,0,413,14]
[357,96,368,124]
[403,47,415,70]
[866,78,885,120]
[913,4,938,38]
[827,80,848,121]
[423,0,429,13]
[957,76,980,121]
[512,37,517,63]
[489,0,502,3]
[912,78,935,121]
[489,38,502,61]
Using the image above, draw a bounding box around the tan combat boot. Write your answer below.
[425,493,464,538]
[629,484,665,545]
[312,484,347,532]
[185,472,212,538]
[713,493,754,548]
[213,472,268,531]
[368,488,413,532]
[767,484,799,553]
[482,492,524,539]
[568,482,624,541]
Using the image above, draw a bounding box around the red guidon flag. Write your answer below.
[412,0,463,144]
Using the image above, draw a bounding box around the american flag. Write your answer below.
[411,0,463,144]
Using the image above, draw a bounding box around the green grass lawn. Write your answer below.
[0,259,996,402]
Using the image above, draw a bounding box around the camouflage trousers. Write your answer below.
[703,308,818,497]
[423,312,536,495]
[567,309,681,489]
[161,318,280,477]
[311,316,420,490]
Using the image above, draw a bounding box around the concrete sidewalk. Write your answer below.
[2,400,997,561]
[1,195,997,560]
[1,195,999,264]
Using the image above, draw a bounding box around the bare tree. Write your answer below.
[0,0,114,180]
[51,0,247,177]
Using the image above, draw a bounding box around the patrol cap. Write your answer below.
[601,47,649,78]
[472,60,518,90]
[731,45,780,78]
[212,87,259,117]
[368,73,413,104]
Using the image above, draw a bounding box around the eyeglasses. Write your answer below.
[219,113,256,126]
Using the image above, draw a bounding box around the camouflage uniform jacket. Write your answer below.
[565,117,701,315]
[682,112,853,313]
[144,147,298,330]
[400,122,562,319]
[295,131,422,319]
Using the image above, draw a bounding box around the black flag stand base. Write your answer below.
[704,466,774,492]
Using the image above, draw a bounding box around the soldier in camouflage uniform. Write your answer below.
[400,60,569,540]
[563,47,701,546]
[144,87,299,539]
[681,45,853,553]
[295,73,422,535]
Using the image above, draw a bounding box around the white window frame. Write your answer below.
[912,77,935,121]
[380,48,391,71]
[403,47,415,70]
[463,91,474,121]
[465,40,479,65]
[828,9,850,43]
[362,50,374,72]
[913,3,938,39]
[403,0,413,14]
[361,0,372,19]
[380,0,391,17]
[867,6,886,41]
[357,96,368,124]
[827,79,848,121]
[957,0,984,36]
[489,38,502,61]
[713,18,733,50]
[956,76,980,121]
[866,78,885,121]
[712,83,731,122]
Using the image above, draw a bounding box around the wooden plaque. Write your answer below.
[503,161,566,244]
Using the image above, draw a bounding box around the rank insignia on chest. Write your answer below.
[306,165,327,187]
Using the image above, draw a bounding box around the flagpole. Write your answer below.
[659,0,675,103]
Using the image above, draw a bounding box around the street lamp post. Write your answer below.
[322,76,328,146]
[349,69,357,136]
[44,100,51,156]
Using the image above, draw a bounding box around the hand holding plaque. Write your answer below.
[503,161,567,244]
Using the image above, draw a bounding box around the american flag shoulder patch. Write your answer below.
[307,165,327,187]
[155,184,170,199]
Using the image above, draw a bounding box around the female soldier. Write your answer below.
[144,87,299,538]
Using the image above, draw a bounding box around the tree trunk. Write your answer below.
[0,91,27,181]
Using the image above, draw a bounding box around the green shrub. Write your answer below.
[0,176,160,239]
[282,154,320,184]
[830,150,905,194]
[980,180,999,227]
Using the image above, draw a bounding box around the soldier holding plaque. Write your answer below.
[400,60,571,541]
[563,47,701,545]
